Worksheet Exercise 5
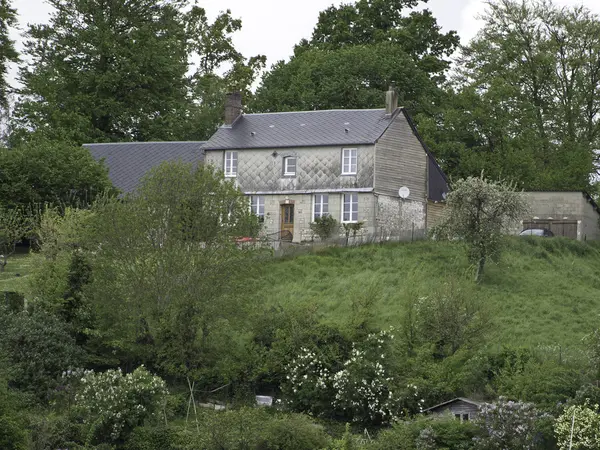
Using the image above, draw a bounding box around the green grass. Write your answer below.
[256,237,600,349]
[0,248,33,293]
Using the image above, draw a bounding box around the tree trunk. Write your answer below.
[475,255,485,283]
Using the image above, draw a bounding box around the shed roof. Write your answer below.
[202,108,401,150]
[85,141,205,193]
[424,397,482,413]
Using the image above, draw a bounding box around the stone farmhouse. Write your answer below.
[201,89,449,242]
[87,88,600,242]
[88,88,449,243]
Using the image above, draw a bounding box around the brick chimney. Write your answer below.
[224,92,242,126]
[385,85,398,115]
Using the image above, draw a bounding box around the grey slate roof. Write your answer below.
[85,141,205,193]
[424,398,482,413]
[202,109,400,150]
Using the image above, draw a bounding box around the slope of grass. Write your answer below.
[257,237,600,348]
[0,249,32,293]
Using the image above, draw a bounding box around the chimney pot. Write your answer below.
[385,86,398,115]
[224,92,242,126]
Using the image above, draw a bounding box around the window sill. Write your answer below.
[224,174,237,178]
[282,174,296,178]
[341,173,357,176]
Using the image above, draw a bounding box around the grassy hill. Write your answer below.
[257,237,600,349]
[3,237,600,349]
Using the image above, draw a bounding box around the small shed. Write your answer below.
[423,397,481,422]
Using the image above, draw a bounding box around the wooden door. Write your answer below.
[280,204,294,241]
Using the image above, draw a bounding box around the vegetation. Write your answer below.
[434,174,529,281]
[0,0,600,447]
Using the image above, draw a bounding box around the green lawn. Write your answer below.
[256,237,600,349]
[0,249,33,293]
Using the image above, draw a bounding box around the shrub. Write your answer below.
[0,307,83,401]
[282,328,406,425]
[74,366,167,445]
[372,415,479,450]
[555,402,600,449]
[310,215,339,241]
[474,397,547,449]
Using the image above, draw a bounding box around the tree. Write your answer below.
[83,162,264,380]
[252,0,458,114]
[0,0,18,111]
[0,206,31,272]
[555,403,600,450]
[421,0,600,189]
[434,174,528,282]
[0,138,113,209]
[12,1,263,143]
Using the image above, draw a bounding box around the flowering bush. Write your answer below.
[555,403,600,449]
[474,397,545,449]
[74,366,167,443]
[282,328,407,425]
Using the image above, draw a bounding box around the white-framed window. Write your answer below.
[313,194,329,220]
[283,156,296,176]
[250,195,265,222]
[342,193,358,223]
[342,148,357,175]
[224,151,238,177]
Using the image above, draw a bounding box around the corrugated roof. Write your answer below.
[202,109,400,150]
[424,397,482,413]
[85,141,205,193]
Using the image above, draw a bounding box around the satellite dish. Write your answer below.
[398,186,410,199]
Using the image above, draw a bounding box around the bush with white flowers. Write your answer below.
[283,328,404,425]
[75,365,167,443]
[555,403,600,450]
[474,397,544,449]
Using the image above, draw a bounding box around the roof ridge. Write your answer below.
[243,108,390,116]
[83,141,206,146]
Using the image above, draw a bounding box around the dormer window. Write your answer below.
[224,151,237,177]
[342,148,357,175]
[283,156,296,176]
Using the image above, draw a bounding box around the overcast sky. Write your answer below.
[10,0,600,76]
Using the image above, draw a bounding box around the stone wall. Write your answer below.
[375,195,426,238]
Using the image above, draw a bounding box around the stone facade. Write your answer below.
[203,110,443,243]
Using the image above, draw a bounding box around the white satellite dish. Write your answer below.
[398,186,410,199]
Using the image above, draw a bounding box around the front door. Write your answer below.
[280,204,294,241]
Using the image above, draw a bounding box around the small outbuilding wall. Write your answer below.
[519,192,600,241]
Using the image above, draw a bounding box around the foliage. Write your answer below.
[282,329,403,425]
[83,162,264,379]
[0,375,27,450]
[253,0,458,114]
[74,366,167,444]
[434,174,529,281]
[0,306,83,401]
[555,402,600,449]
[422,0,600,188]
[310,214,339,241]
[342,222,364,246]
[0,206,32,272]
[413,278,489,358]
[13,1,263,143]
[0,0,18,112]
[474,397,546,449]
[373,414,480,450]
[0,138,113,209]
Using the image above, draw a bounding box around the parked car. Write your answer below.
[519,228,554,237]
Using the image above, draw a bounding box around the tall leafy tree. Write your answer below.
[13,1,263,143]
[0,0,17,111]
[253,0,458,114]
[15,0,191,143]
[420,0,600,190]
[0,138,113,209]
